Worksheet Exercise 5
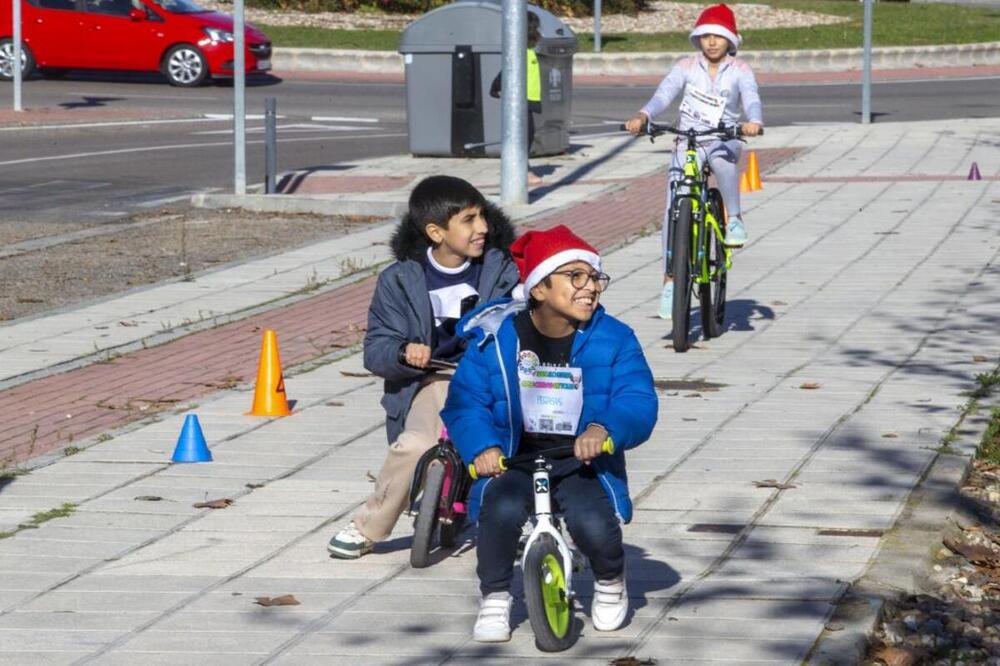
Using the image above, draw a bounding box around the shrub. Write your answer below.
[245,0,649,17]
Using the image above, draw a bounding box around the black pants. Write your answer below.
[476,457,624,595]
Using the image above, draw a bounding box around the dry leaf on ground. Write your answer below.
[753,479,796,489]
[873,645,925,666]
[134,495,163,501]
[942,535,1000,566]
[973,355,989,362]
[799,382,821,389]
[340,370,373,378]
[193,498,234,509]
[608,658,657,666]
[254,594,301,607]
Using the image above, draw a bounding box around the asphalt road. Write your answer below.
[1,72,998,223]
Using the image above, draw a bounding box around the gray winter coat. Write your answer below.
[364,205,519,443]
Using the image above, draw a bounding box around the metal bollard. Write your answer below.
[264,97,277,194]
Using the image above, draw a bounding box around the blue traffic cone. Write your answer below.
[171,414,212,463]
[968,162,982,181]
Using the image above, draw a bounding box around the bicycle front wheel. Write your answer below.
[671,198,694,352]
[523,534,577,652]
[700,189,728,339]
[410,460,445,568]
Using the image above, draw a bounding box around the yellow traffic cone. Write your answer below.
[245,329,292,417]
[739,171,752,193]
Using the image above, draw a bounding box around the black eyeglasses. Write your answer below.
[550,269,611,292]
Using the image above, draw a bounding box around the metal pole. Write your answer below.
[594,0,602,53]
[233,0,246,194]
[12,0,22,112]
[861,0,873,124]
[500,0,527,206]
[264,97,277,194]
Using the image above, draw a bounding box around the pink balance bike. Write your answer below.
[407,428,472,568]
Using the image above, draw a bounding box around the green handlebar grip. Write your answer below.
[602,437,615,454]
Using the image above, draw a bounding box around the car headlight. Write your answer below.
[202,27,234,43]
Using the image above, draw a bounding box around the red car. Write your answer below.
[0,0,271,86]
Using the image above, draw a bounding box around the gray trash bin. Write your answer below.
[398,1,577,158]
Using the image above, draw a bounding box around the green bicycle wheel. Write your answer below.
[523,534,577,652]
[700,188,728,339]
[671,198,694,352]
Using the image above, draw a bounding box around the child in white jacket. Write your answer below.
[625,3,763,319]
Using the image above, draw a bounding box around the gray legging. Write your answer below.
[661,137,743,273]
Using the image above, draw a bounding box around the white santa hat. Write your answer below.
[511,225,602,298]
[689,3,741,56]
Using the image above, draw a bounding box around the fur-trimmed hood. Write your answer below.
[388,201,516,262]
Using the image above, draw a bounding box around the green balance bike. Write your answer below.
[470,439,614,651]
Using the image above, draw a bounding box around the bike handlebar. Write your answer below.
[467,438,615,480]
[619,121,762,140]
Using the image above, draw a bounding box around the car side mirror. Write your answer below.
[128,7,145,20]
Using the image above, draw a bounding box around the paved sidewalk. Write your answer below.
[0,118,998,664]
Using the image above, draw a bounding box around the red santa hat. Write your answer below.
[511,225,602,298]
[689,3,741,55]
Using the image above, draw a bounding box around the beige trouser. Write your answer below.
[353,374,450,542]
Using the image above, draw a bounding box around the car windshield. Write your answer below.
[151,0,207,13]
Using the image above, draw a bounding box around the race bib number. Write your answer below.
[679,85,726,127]
[518,350,584,435]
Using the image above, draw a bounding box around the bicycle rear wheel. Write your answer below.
[671,198,694,352]
[410,460,445,569]
[699,189,728,339]
[523,534,577,652]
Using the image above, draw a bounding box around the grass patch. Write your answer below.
[260,25,400,50]
[0,531,15,540]
[979,407,1000,466]
[0,467,29,479]
[28,503,77,526]
[970,371,1000,399]
[261,2,1000,51]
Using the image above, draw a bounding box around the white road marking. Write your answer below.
[203,113,285,120]
[192,123,372,135]
[310,116,379,123]
[0,133,409,167]
[0,117,230,132]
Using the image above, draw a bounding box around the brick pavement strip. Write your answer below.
[0,148,797,468]
[0,120,997,663]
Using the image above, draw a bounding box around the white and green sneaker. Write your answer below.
[328,522,374,559]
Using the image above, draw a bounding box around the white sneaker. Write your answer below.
[473,592,513,642]
[591,576,627,631]
[327,522,374,559]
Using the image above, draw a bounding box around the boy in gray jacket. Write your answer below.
[329,175,519,558]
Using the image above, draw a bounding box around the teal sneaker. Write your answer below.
[657,281,674,320]
[725,218,748,247]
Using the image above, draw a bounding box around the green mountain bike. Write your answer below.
[626,121,759,352]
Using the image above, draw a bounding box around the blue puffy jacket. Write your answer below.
[442,298,658,524]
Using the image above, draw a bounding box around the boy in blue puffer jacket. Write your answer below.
[442,225,657,642]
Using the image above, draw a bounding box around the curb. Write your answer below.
[190,192,408,218]
[806,389,1000,664]
[273,41,1000,76]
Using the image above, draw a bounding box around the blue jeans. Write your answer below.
[476,457,624,595]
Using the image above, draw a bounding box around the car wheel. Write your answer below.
[163,44,208,87]
[0,38,35,82]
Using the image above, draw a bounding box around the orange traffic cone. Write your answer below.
[739,171,752,193]
[245,329,292,417]
[747,151,762,191]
